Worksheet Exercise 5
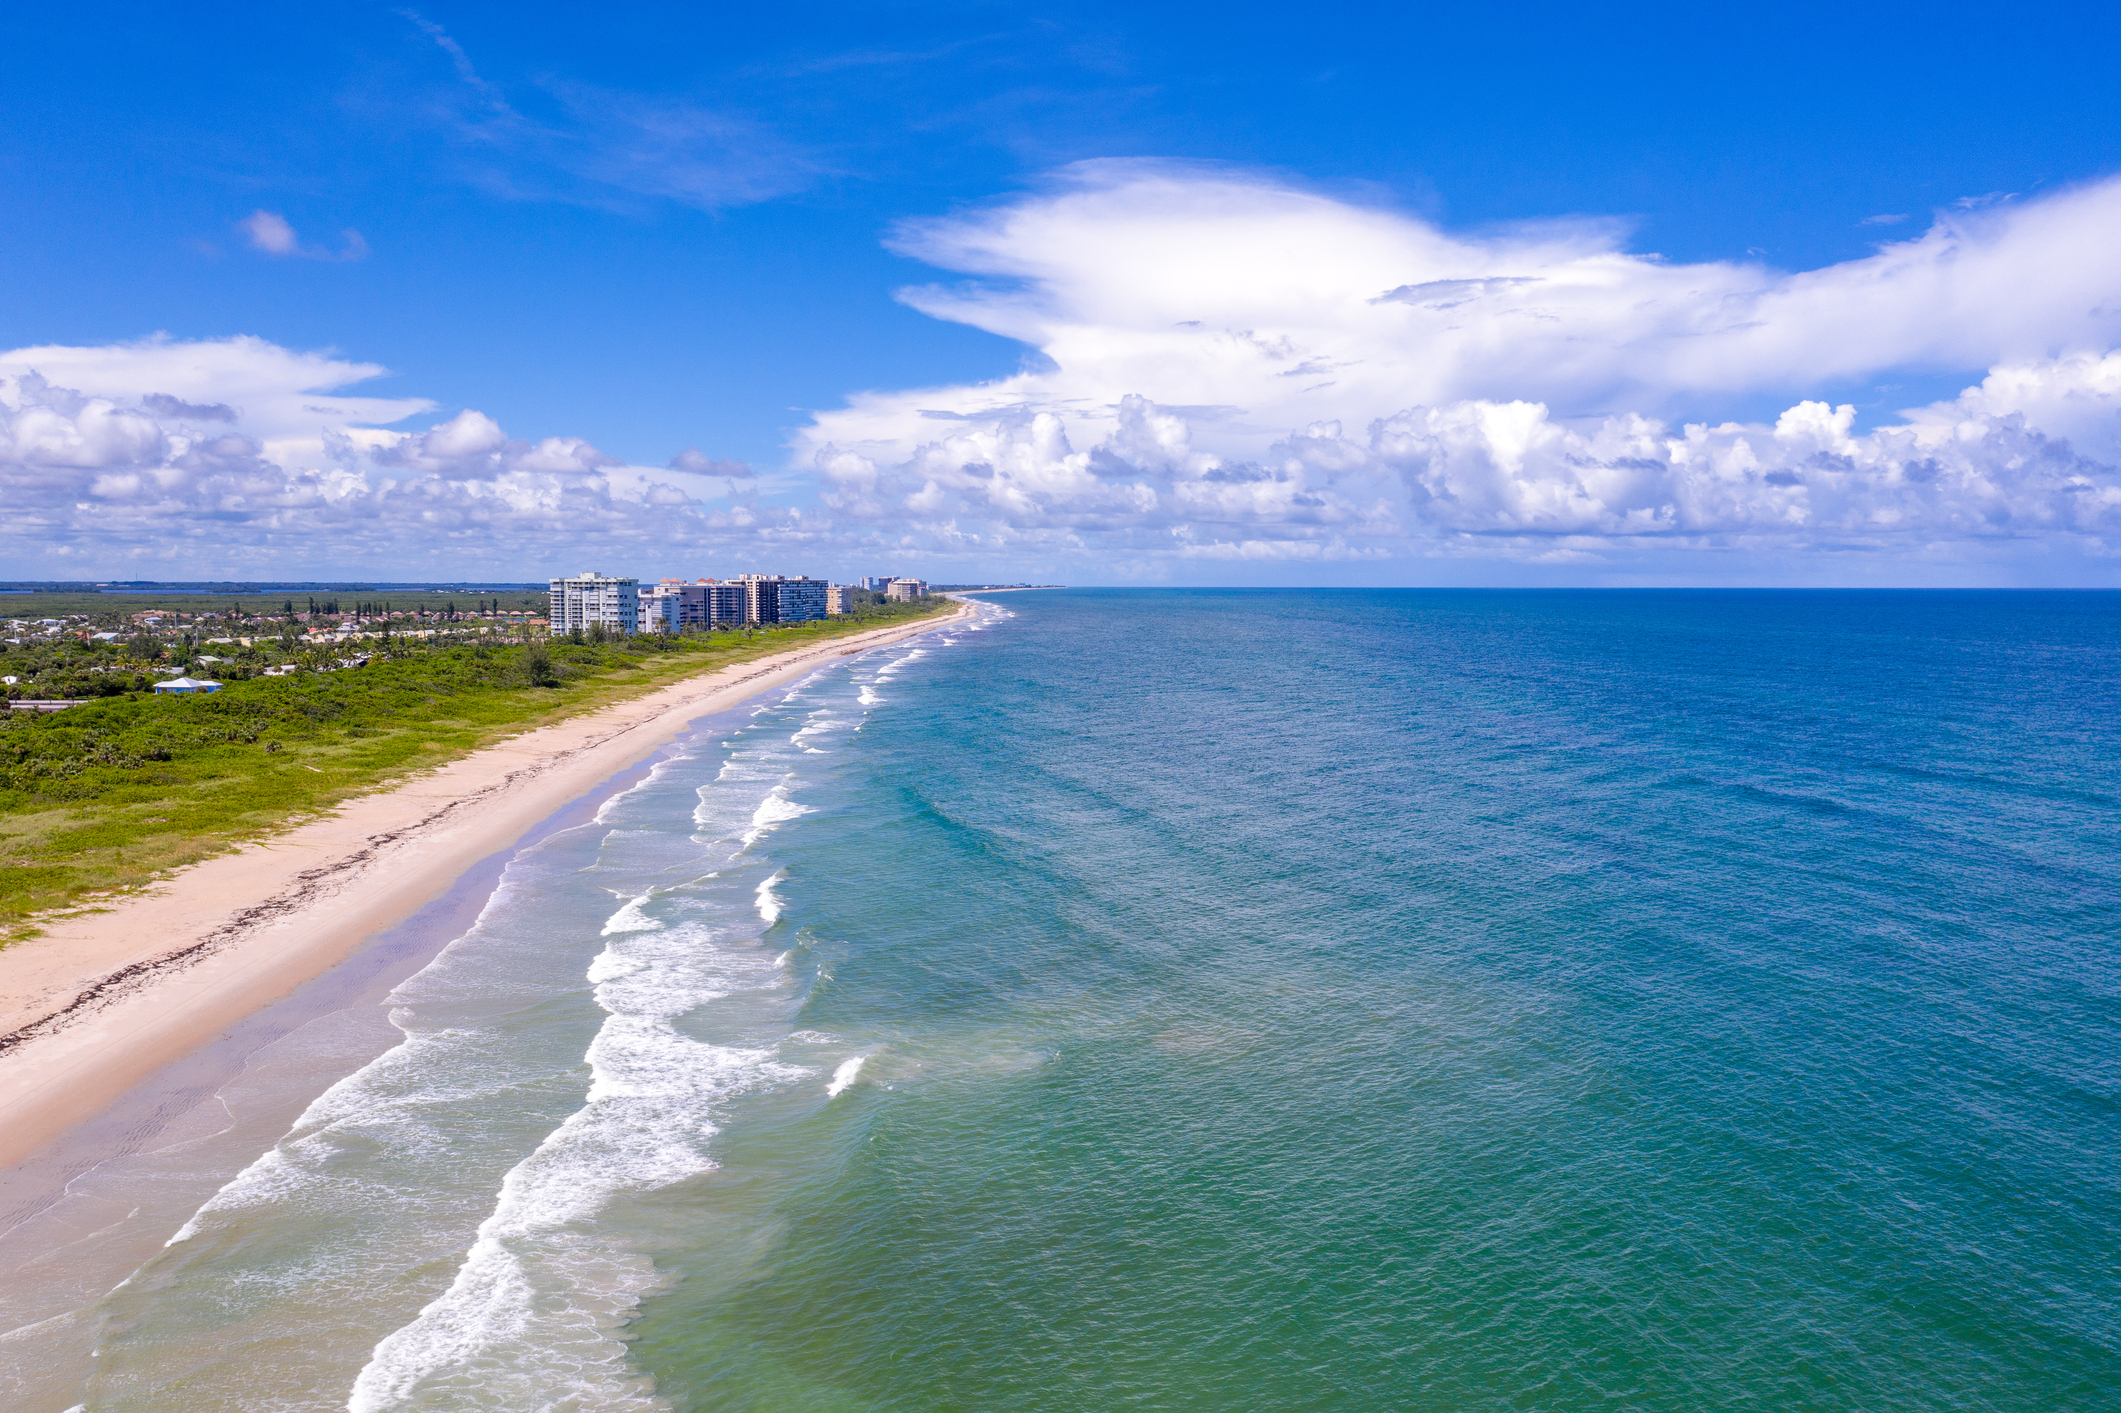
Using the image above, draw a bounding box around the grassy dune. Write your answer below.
[0,604,949,944]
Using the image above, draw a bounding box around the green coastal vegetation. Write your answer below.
[0,594,950,945]
[0,585,554,626]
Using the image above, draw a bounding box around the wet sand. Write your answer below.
[0,699,747,1412]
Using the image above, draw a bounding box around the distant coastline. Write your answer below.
[0,604,966,1174]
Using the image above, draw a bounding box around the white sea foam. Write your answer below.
[755,869,787,924]
[874,646,927,682]
[599,891,660,936]
[151,854,559,1255]
[89,827,674,1408]
[826,1054,868,1097]
[791,709,839,743]
[95,648,952,1409]
[347,900,802,1412]
[697,763,774,831]
[592,749,689,825]
[741,787,812,847]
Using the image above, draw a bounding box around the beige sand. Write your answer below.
[0,608,964,1171]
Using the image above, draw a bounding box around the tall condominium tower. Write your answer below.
[548,573,639,635]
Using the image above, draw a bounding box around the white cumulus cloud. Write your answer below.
[0,339,806,577]
[9,166,2121,583]
[791,162,2121,578]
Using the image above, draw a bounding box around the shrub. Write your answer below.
[519,641,560,688]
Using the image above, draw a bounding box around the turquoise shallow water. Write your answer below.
[48,590,2121,1411]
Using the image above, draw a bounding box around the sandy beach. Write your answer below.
[0,607,963,1174]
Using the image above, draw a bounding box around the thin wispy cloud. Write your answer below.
[397,10,824,212]
[671,447,755,477]
[764,36,991,78]
[397,8,513,114]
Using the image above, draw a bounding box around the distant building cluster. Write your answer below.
[549,573,932,635]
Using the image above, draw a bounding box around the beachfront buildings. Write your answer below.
[549,573,640,635]
[555,572,876,635]
[734,574,829,624]
[886,577,929,601]
[640,579,747,631]
[638,581,687,631]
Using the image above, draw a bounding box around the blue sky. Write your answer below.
[4,1,2120,584]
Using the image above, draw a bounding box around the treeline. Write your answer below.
[1,589,554,622]
[0,622,539,702]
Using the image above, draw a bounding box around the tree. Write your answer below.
[519,641,559,687]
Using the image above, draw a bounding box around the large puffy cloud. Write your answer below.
[871,163,2121,420]
[1368,391,2119,540]
[366,408,622,479]
[10,165,2121,583]
[0,339,817,577]
[0,336,433,471]
[796,163,2121,577]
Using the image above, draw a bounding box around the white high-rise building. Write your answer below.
[549,573,639,635]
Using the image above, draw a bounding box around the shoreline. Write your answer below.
[0,702,733,1413]
[0,606,965,1175]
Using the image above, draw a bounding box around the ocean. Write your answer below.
[32,589,2121,1410]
